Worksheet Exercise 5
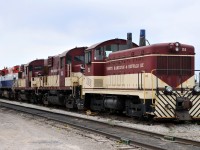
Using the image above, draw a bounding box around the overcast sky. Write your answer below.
[0,0,199,70]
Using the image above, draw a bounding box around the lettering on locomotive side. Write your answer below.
[114,65,125,70]
[106,63,144,71]
[128,64,139,69]
[106,67,113,70]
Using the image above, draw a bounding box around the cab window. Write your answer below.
[66,55,72,64]
[94,47,104,60]
[60,57,65,68]
[85,51,91,64]
[74,55,84,63]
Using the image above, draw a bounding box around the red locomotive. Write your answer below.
[1,30,199,121]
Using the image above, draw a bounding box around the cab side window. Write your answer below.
[66,55,72,64]
[94,47,104,60]
[85,51,91,64]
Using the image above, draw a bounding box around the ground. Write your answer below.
[0,107,136,150]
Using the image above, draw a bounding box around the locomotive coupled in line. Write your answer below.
[0,29,199,121]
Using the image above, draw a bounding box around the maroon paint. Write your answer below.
[85,39,138,76]
[84,41,195,88]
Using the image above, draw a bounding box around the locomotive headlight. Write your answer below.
[175,47,179,52]
[193,85,200,93]
[164,86,173,95]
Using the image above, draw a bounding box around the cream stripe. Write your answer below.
[171,95,177,105]
[158,96,175,115]
[192,105,200,117]
[154,111,162,117]
[155,100,170,117]
[193,106,200,117]
[91,62,106,64]
[190,100,200,115]
[156,97,174,117]
[155,100,167,117]
[107,54,194,62]
[191,97,199,105]
[194,110,200,118]
[155,105,166,117]
[191,96,200,103]
[162,95,176,109]
[190,96,200,113]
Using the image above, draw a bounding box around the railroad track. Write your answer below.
[0,99,200,150]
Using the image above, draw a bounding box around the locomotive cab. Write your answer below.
[15,59,45,102]
[40,47,86,107]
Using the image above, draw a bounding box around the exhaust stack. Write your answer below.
[139,29,146,47]
[127,33,133,49]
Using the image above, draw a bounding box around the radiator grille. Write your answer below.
[157,56,192,75]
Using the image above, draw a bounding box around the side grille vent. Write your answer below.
[94,79,103,87]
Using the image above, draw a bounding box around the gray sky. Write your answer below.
[0,0,199,69]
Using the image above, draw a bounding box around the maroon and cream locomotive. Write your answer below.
[1,30,199,121]
[82,30,199,120]
[14,47,86,108]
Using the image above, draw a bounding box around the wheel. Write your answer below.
[42,94,49,106]
[17,94,22,102]
[30,94,37,104]
[65,95,76,109]
[8,91,13,100]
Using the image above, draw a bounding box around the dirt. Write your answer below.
[0,107,136,150]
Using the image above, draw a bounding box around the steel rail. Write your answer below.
[0,101,200,150]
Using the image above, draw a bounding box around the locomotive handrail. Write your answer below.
[137,71,147,103]
[151,69,157,104]
[138,72,144,90]
[143,71,146,104]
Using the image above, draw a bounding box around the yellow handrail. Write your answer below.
[142,71,146,104]
[151,69,156,104]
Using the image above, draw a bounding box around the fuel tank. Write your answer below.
[104,96,125,110]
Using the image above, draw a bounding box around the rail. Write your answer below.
[0,99,200,150]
